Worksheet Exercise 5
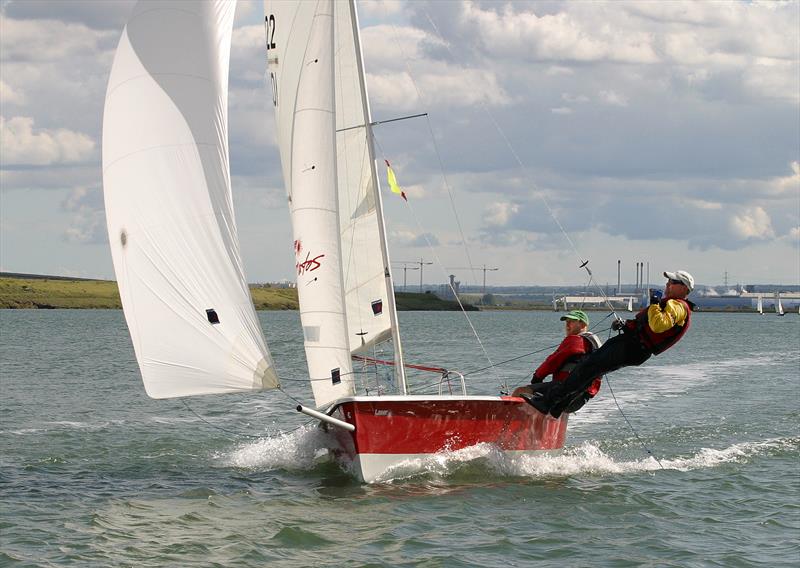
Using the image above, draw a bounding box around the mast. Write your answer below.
[347,0,408,394]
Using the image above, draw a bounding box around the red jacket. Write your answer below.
[533,334,602,396]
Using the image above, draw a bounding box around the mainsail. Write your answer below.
[102,0,277,399]
[333,1,394,355]
[268,0,356,407]
[268,0,407,405]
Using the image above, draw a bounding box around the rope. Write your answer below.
[179,389,314,441]
[603,375,666,470]
[371,134,506,393]
[418,9,624,322]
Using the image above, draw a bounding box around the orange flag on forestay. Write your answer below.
[385,160,407,201]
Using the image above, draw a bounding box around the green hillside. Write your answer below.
[0,276,474,311]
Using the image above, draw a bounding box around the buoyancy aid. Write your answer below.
[558,331,603,396]
[631,298,695,355]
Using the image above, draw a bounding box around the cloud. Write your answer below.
[2,1,134,30]
[730,206,775,241]
[562,93,589,104]
[0,14,118,62]
[484,201,519,227]
[358,0,405,17]
[598,89,628,106]
[1,116,95,166]
[0,80,25,104]
[361,24,511,109]
[458,2,659,64]
[550,106,572,115]
[390,228,440,247]
[61,186,107,245]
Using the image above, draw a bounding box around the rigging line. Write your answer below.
[420,9,621,319]
[376,7,482,289]
[599,326,665,469]
[179,398,309,441]
[460,342,562,378]
[336,112,429,133]
[604,374,666,470]
[372,132,506,393]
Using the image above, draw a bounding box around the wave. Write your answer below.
[2,419,127,435]
[568,354,779,428]
[220,423,798,483]
[221,424,333,472]
[374,437,798,482]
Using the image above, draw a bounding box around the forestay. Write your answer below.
[268,0,356,407]
[102,0,277,399]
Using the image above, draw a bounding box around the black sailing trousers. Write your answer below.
[546,331,652,416]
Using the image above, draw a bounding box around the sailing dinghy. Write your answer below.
[775,292,785,316]
[103,0,568,483]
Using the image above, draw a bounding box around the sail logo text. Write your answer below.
[296,252,325,275]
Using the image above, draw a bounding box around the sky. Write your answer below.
[1,0,798,289]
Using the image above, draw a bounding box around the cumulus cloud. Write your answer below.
[0,0,797,284]
[786,226,800,247]
[361,24,511,109]
[598,89,628,106]
[562,93,589,104]
[0,14,117,62]
[61,186,107,245]
[359,0,405,17]
[1,116,95,165]
[0,80,25,105]
[484,201,519,227]
[767,161,800,197]
[459,2,659,64]
[730,206,775,241]
[2,0,134,30]
[390,229,440,247]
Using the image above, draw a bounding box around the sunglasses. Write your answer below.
[668,279,684,286]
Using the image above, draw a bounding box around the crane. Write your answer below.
[446,265,499,294]
[393,258,433,292]
[391,261,419,291]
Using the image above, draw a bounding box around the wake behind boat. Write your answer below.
[102,0,568,483]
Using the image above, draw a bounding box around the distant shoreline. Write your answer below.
[0,275,771,313]
[0,276,474,311]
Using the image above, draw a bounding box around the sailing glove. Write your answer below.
[649,289,663,305]
[611,319,626,332]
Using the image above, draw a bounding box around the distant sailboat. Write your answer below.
[626,297,633,312]
[756,294,763,315]
[775,292,785,316]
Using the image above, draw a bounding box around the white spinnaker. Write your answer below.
[102,0,277,399]
[268,0,355,407]
[333,1,393,354]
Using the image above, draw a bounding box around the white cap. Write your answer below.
[664,270,694,292]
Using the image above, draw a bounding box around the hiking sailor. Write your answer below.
[529,270,696,418]
[513,309,603,414]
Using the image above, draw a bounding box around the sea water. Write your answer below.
[1,309,798,566]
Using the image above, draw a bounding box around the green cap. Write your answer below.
[560,309,589,325]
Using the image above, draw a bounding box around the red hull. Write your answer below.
[325,396,568,480]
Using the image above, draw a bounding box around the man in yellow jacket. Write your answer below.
[529,270,696,418]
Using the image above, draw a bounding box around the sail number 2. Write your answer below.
[265,14,277,107]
